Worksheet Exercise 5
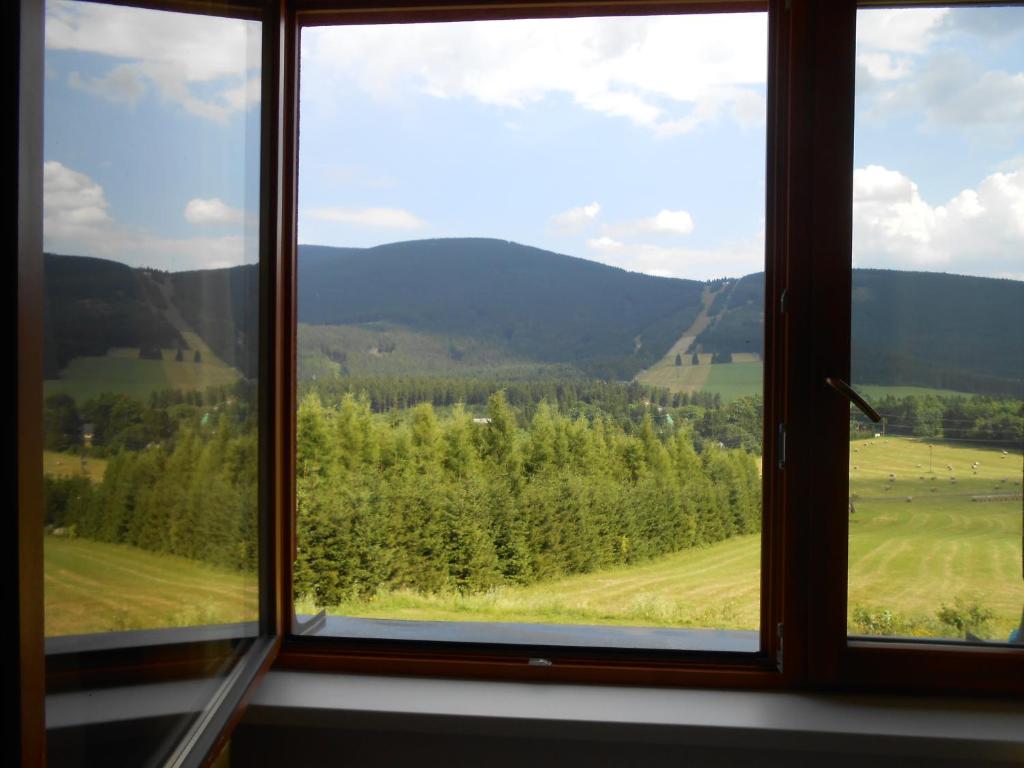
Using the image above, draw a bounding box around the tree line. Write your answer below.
[850,393,1023,445]
[42,379,762,604]
[44,406,258,573]
[294,391,760,605]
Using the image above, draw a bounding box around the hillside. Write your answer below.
[43,242,1024,397]
[43,254,184,378]
[298,239,705,380]
[693,270,1024,397]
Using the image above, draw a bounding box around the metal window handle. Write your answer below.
[825,377,881,423]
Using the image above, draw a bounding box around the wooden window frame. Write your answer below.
[14,0,290,765]
[273,0,1024,697]
[277,0,794,690]
[12,0,1023,763]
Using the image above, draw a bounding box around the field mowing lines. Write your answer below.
[50,543,253,600]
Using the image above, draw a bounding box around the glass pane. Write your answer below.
[294,13,767,652]
[43,0,261,762]
[849,6,1024,644]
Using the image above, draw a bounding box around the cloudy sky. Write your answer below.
[44,3,1024,280]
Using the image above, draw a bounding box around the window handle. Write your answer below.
[825,377,881,423]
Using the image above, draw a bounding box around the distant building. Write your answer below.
[472,417,492,425]
[81,423,95,448]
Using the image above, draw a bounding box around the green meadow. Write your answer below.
[44,333,240,403]
[43,451,108,484]
[44,537,257,637]
[45,436,1022,640]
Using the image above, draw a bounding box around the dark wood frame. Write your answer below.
[276,0,794,690]
[273,0,1023,698]
[14,0,290,765]
[12,1,46,765]
[13,0,1024,763]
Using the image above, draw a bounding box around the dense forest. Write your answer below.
[42,371,1023,607]
[43,382,259,572]
[42,379,763,602]
[293,390,761,603]
[298,239,706,380]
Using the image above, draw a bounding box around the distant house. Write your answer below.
[472,417,492,425]
[81,423,95,448]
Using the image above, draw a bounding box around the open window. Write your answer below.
[289,5,774,660]
[12,1,1023,766]
[16,0,287,765]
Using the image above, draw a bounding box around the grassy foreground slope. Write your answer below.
[45,438,1021,639]
[44,537,257,637]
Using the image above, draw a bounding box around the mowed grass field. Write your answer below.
[316,436,1022,638]
[44,333,240,403]
[44,537,257,637]
[46,438,1022,639]
[43,451,107,483]
[846,435,1023,638]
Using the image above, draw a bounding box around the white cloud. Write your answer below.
[46,0,261,122]
[857,52,910,82]
[44,161,255,270]
[44,161,113,239]
[869,51,1024,132]
[303,13,767,135]
[586,232,762,281]
[853,164,1024,277]
[605,208,695,238]
[308,207,427,230]
[857,9,948,54]
[68,64,147,105]
[549,202,600,234]
[185,198,244,226]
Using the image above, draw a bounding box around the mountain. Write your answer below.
[693,270,1024,396]
[43,254,184,378]
[44,240,1024,397]
[298,239,706,380]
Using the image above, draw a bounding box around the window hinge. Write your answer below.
[776,623,784,670]
[779,288,788,314]
[777,423,786,471]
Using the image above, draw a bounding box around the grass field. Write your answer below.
[298,322,577,381]
[44,337,240,403]
[43,451,108,483]
[44,537,257,636]
[310,436,1022,640]
[46,438,1022,640]
[702,361,763,402]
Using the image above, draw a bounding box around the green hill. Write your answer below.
[43,254,184,378]
[298,238,705,380]
[693,270,1024,397]
[43,243,1024,396]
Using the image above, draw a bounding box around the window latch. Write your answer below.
[825,377,881,423]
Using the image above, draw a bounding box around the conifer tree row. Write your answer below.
[293,391,760,606]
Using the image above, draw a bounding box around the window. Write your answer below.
[292,10,768,655]
[20,1,282,766]
[12,1,1023,766]
[847,5,1023,646]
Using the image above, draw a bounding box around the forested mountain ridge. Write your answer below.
[45,242,1024,395]
[298,238,706,380]
[694,269,1024,396]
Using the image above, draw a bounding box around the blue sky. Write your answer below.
[43,3,1024,280]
